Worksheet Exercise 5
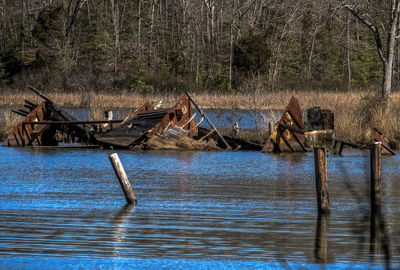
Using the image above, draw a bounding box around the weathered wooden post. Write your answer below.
[109,153,137,204]
[314,146,330,213]
[370,141,382,210]
[305,130,333,213]
[306,107,334,214]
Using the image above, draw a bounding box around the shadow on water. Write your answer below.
[370,207,392,270]
[337,156,392,269]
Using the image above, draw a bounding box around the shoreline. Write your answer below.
[1,90,400,147]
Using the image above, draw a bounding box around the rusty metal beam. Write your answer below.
[22,120,123,125]
[370,121,395,155]
[11,109,27,117]
[262,96,307,153]
[186,91,231,150]
[279,123,306,134]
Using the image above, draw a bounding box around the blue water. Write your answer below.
[0,146,399,269]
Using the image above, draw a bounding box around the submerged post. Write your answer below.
[314,148,330,213]
[109,153,137,204]
[370,142,382,210]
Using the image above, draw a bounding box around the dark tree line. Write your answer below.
[1,0,399,97]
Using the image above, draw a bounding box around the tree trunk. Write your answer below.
[346,12,351,90]
[138,0,142,58]
[229,21,234,87]
[20,0,25,59]
[343,0,400,103]
[110,0,120,76]
[382,0,400,103]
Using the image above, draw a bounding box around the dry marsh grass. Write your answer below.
[0,110,24,140]
[1,90,400,145]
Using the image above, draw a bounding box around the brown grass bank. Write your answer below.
[1,90,400,146]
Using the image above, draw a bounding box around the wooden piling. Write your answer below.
[370,142,382,210]
[314,148,330,213]
[109,153,137,204]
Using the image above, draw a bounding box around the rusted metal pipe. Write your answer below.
[186,91,231,150]
[22,120,123,125]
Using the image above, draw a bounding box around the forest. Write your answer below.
[0,0,398,95]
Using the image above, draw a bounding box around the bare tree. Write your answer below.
[338,0,400,103]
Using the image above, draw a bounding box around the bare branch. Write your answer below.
[340,2,386,64]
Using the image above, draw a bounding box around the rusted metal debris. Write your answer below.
[6,102,54,146]
[95,95,199,149]
[262,96,307,153]
[3,89,296,151]
[370,121,395,155]
[4,87,254,150]
[186,92,231,150]
[5,92,95,147]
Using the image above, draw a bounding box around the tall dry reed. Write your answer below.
[0,110,24,139]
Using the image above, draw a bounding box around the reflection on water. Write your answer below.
[0,147,399,268]
[370,207,392,269]
[314,213,329,263]
[113,204,134,258]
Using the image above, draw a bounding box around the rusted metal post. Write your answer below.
[370,142,382,210]
[109,153,137,204]
[314,148,330,213]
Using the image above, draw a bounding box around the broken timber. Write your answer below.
[262,96,307,153]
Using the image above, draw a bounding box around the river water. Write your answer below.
[0,145,399,269]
